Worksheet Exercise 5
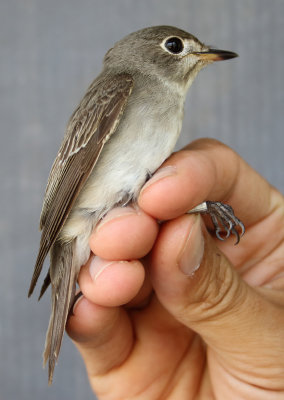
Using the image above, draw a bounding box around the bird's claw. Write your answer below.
[206,201,245,244]
[187,201,245,244]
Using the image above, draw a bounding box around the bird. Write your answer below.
[28,25,244,384]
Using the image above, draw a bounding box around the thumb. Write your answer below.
[150,214,279,362]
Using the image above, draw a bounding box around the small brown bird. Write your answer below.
[29,25,244,384]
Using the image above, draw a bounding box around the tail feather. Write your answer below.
[38,269,51,300]
[43,241,77,385]
[28,242,49,297]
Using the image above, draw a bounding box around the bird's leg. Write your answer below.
[187,201,245,244]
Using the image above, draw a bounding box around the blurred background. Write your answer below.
[0,0,283,399]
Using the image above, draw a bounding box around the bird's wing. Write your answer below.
[29,73,134,296]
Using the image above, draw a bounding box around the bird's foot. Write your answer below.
[187,201,245,244]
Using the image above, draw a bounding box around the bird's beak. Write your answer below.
[193,49,238,62]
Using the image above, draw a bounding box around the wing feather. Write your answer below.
[28,73,133,296]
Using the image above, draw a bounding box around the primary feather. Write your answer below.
[29,74,133,383]
[29,74,133,298]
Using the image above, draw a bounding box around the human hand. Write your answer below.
[67,139,284,399]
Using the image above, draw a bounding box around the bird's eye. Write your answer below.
[164,37,184,54]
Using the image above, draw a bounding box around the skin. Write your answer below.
[66,138,284,400]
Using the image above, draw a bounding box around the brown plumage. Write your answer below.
[29,26,242,385]
[29,73,133,383]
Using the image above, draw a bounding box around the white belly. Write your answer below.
[60,93,184,242]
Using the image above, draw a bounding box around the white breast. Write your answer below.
[60,83,185,241]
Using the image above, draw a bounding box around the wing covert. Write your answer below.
[29,73,133,296]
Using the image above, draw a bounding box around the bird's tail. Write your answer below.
[43,240,77,385]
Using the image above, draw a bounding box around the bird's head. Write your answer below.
[104,25,238,91]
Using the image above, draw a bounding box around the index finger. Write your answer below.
[138,138,274,226]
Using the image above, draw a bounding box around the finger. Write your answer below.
[67,256,145,377]
[68,254,199,395]
[66,295,134,377]
[78,256,145,307]
[78,254,154,310]
[89,206,159,260]
[138,139,273,226]
[67,293,199,397]
[150,214,284,382]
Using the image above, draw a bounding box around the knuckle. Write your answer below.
[179,249,244,325]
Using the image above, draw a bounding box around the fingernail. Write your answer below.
[141,166,177,193]
[89,255,115,281]
[72,291,83,315]
[178,215,204,276]
[96,206,138,231]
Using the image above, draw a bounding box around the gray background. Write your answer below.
[0,0,283,399]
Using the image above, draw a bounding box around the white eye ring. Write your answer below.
[161,36,188,56]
